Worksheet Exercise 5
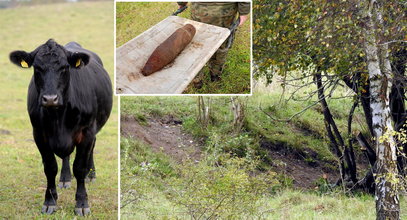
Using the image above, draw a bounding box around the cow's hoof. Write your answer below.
[75,207,91,216]
[85,176,96,183]
[58,181,71,189]
[41,205,57,214]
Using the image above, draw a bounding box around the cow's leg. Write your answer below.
[73,134,95,216]
[58,156,72,189]
[85,138,96,183]
[39,150,59,214]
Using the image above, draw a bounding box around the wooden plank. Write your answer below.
[116,16,230,94]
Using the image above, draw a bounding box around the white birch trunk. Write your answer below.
[197,96,210,127]
[362,0,399,219]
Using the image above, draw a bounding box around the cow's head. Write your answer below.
[9,39,89,108]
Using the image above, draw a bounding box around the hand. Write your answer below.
[239,15,248,26]
[178,2,188,8]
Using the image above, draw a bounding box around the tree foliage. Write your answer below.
[253,0,405,83]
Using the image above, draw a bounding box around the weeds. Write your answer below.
[121,136,278,219]
[166,156,277,219]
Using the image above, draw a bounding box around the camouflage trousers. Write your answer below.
[190,3,238,77]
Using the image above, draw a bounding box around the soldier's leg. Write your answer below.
[208,44,229,81]
[190,3,237,81]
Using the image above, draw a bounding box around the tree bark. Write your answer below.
[346,99,358,183]
[343,74,374,136]
[356,132,377,166]
[197,96,211,127]
[315,73,358,183]
[362,0,399,219]
[230,97,245,133]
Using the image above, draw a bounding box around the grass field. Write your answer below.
[0,2,118,219]
[116,2,251,94]
[121,137,407,219]
[120,82,407,219]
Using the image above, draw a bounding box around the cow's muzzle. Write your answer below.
[42,94,59,107]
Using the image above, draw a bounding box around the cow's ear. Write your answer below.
[9,51,33,68]
[68,52,90,68]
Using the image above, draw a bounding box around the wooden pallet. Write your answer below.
[116,16,230,94]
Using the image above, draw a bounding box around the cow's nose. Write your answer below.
[42,94,59,107]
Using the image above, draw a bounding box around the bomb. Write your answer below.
[141,24,196,76]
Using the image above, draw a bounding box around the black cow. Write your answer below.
[9,39,112,216]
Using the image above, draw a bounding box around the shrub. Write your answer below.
[165,156,277,219]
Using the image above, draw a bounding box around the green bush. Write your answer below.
[121,138,280,219]
[165,156,277,219]
[223,133,257,158]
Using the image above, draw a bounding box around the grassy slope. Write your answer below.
[120,87,407,218]
[247,82,365,164]
[120,88,353,164]
[120,126,406,219]
[0,2,118,219]
[116,2,251,94]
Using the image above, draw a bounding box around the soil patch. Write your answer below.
[261,139,339,189]
[121,115,202,162]
[0,129,11,135]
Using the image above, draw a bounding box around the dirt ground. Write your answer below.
[121,115,202,162]
[260,140,340,189]
[121,114,341,189]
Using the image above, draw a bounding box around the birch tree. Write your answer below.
[197,96,211,128]
[254,0,405,218]
[361,0,399,218]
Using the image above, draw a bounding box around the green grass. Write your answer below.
[120,89,359,164]
[121,138,182,219]
[121,96,197,119]
[120,80,407,218]
[246,78,369,163]
[260,190,407,219]
[119,76,374,172]
[120,127,407,219]
[0,2,117,219]
[121,137,270,219]
[116,2,251,94]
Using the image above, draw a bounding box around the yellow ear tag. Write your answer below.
[75,59,81,68]
[21,60,29,68]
